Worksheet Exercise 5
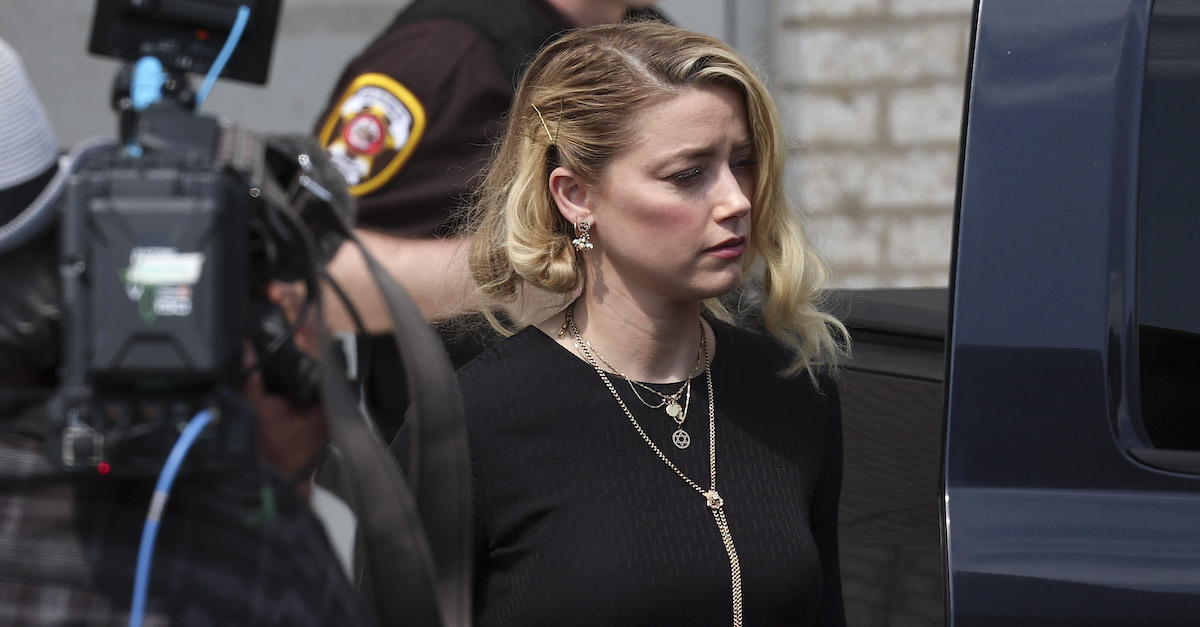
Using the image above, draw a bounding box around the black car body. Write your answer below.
[838,0,1200,624]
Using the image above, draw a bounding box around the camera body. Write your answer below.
[47,107,257,475]
[42,0,330,476]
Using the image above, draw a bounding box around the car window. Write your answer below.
[1136,0,1200,450]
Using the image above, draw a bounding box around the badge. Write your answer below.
[318,73,427,197]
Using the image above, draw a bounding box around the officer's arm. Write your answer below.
[322,229,477,332]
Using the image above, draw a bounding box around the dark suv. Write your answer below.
[837,1,1200,624]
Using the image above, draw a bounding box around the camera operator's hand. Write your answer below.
[244,280,328,500]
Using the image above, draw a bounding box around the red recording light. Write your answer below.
[97,462,111,475]
[195,29,211,41]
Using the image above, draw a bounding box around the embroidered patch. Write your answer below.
[318,73,427,197]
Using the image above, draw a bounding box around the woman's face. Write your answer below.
[585,84,755,308]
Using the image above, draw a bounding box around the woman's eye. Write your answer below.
[733,156,758,170]
[670,167,703,183]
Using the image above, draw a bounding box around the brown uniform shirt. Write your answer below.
[313,2,571,237]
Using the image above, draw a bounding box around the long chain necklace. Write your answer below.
[565,304,743,626]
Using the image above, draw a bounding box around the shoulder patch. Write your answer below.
[318,73,428,197]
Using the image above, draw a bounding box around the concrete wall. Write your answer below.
[776,0,973,288]
[0,0,971,287]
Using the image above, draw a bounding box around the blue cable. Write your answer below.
[130,56,166,111]
[126,56,167,157]
[194,6,252,107]
[128,409,216,627]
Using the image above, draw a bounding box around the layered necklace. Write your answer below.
[563,303,743,626]
[588,329,703,449]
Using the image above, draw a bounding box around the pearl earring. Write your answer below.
[572,220,593,251]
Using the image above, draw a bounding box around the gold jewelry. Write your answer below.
[566,306,702,449]
[591,345,696,448]
[592,339,703,423]
[572,220,593,251]
[565,303,742,626]
[532,104,555,144]
[532,99,563,144]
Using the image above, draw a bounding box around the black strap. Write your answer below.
[259,135,472,627]
[350,234,473,626]
[0,163,57,227]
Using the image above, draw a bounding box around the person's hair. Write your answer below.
[0,227,61,376]
[465,20,848,378]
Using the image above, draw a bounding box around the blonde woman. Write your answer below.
[459,20,848,626]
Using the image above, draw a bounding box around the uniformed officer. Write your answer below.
[314,0,665,424]
[316,0,665,332]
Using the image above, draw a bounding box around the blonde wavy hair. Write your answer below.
[465,20,848,378]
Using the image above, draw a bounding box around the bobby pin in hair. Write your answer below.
[532,104,555,144]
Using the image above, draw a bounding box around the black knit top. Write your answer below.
[458,320,845,626]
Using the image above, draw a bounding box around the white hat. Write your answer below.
[0,37,59,222]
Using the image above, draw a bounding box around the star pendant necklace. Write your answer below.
[583,328,704,449]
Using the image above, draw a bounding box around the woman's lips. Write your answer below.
[706,237,746,259]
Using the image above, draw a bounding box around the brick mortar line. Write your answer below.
[787,143,962,154]
[779,14,972,31]
[805,209,958,219]
[788,143,963,152]
[776,77,971,91]
[779,81,968,93]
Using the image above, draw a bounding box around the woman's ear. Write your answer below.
[548,166,593,225]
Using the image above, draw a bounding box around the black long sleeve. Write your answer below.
[458,321,845,626]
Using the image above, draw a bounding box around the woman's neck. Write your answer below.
[541,293,711,383]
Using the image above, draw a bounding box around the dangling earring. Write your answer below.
[572,220,594,251]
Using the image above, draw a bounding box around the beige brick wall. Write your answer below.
[773,0,974,288]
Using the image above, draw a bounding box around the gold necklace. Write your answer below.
[592,341,703,422]
[600,350,696,430]
[559,318,703,412]
[565,304,743,626]
[559,310,702,449]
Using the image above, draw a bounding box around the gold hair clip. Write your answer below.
[532,104,555,144]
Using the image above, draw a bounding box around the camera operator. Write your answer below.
[0,37,369,626]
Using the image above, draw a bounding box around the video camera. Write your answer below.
[44,0,349,476]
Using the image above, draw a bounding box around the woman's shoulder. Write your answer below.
[710,317,839,400]
[454,325,592,404]
[456,326,551,380]
[709,317,791,371]
[454,325,591,437]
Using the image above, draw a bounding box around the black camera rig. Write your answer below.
[45,0,342,476]
[27,5,474,624]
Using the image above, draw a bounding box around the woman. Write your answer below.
[459,20,849,626]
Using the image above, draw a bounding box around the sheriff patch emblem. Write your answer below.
[318,73,427,197]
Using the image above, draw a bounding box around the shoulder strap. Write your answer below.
[350,234,474,626]
[265,136,472,627]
